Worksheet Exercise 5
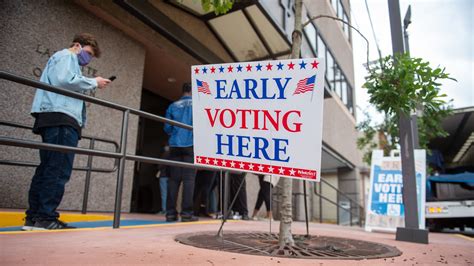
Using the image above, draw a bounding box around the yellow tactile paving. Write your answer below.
[0,211,112,227]
[0,219,230,235]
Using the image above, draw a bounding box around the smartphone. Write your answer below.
[108,75,116,81]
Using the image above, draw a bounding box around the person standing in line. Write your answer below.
[229,172,250,220]
[156,145,170,214]
[193,170,217,217]
[23,33,111,231]
[164,83,198,222]
[252,175,280,220]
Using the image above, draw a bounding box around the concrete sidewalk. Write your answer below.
[1,212,473,265]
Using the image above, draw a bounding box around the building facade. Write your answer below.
[0,0,363,224]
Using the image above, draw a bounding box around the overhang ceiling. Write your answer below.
[428,107,474,166]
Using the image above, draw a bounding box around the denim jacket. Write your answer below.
[164,96,193,147]
[31,49,98,127]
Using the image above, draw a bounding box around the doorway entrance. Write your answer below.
[130,89,170,213]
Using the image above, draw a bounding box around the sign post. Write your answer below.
[192,59,325,182]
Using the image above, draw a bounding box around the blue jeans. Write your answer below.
[167,147,196,217]
[26,126,79,221]
[159,177,168,212]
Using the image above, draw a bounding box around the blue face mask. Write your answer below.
[77,46,92,66]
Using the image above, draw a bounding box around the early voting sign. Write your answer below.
[365,150,426,232]
[192,59,325,181]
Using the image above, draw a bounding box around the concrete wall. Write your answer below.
[311,173,338,223]
[323,98,363,167]
[0,0,145,212]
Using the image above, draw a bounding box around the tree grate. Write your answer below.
[175,231,402,260]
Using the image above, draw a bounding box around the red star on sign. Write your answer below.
[227,65,233,72]
[311,60,319,69]
[287,62,295,70]
[210,66,216,73]
[246,64,252,71]
[194,67,199,74]
[266,63,273,70]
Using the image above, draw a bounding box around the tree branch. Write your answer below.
[303,15,372,71]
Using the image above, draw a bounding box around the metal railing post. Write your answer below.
[337,193,340,225]
[319,182,322,223]
[81,138,95,214]
[303,180,309,237]
[349,201,353,226]
[113,110,130,228]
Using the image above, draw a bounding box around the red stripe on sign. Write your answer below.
[194,156,318,180]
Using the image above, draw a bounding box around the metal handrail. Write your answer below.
[0,119,120,213]
[313,190,361,226]
[0,71,192,130]
[320,178,364,210]
[0,70,225,228]
[313,179,365,226]
[0,120,119,173]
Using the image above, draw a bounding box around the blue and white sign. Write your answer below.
[365,150,426,232]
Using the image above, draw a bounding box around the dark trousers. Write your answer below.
[255,175,272,211]
[193,170,217,215]
[166,146,196,217]
[229,172,248,216]
[26,126,79,221]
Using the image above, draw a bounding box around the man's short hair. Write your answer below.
[72,33,101,58]
[182,82,191,93]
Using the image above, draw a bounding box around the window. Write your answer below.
[317,35,326,58]
[341,76,348,105]
[332,0,338,16]
[343,12,350,41]
[334,64,342,97]
[337,1,343,21]
[326,52,335,91]
[304,20,317,52]
[331,0,351,43]
[301,18,355,115]
[301,34,315,58]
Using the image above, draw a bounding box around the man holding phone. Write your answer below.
[23,33,111,230]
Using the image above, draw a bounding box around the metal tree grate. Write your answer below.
[175,231,402,260]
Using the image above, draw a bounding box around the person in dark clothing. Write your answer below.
[156,145,170,214]
[229,172,250,220]
[252,175,279,220]
[164,83,198,222]
[193,170,217,217]
[24,33,110,231]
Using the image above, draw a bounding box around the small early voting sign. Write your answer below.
[365,150,426,232]
[192,59,325,181]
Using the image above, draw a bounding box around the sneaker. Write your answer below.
[21,218,36,231]
[32,219,76,230]
[166,215,178,222]
[181,215,199,222]
[232,212,242,220]
[241,214,250,220]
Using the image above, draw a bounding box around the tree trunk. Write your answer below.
[278,0,303,248]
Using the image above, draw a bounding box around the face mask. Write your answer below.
[77,46,92,66]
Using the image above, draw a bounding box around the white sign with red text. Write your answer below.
[192,58,325,181]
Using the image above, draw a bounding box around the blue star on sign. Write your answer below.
[256,63,263,71]
[202,67,208,74]
[299,61,307,69]
[236,65,243,72]
[219,66,225,73]
[276,62,284,70]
